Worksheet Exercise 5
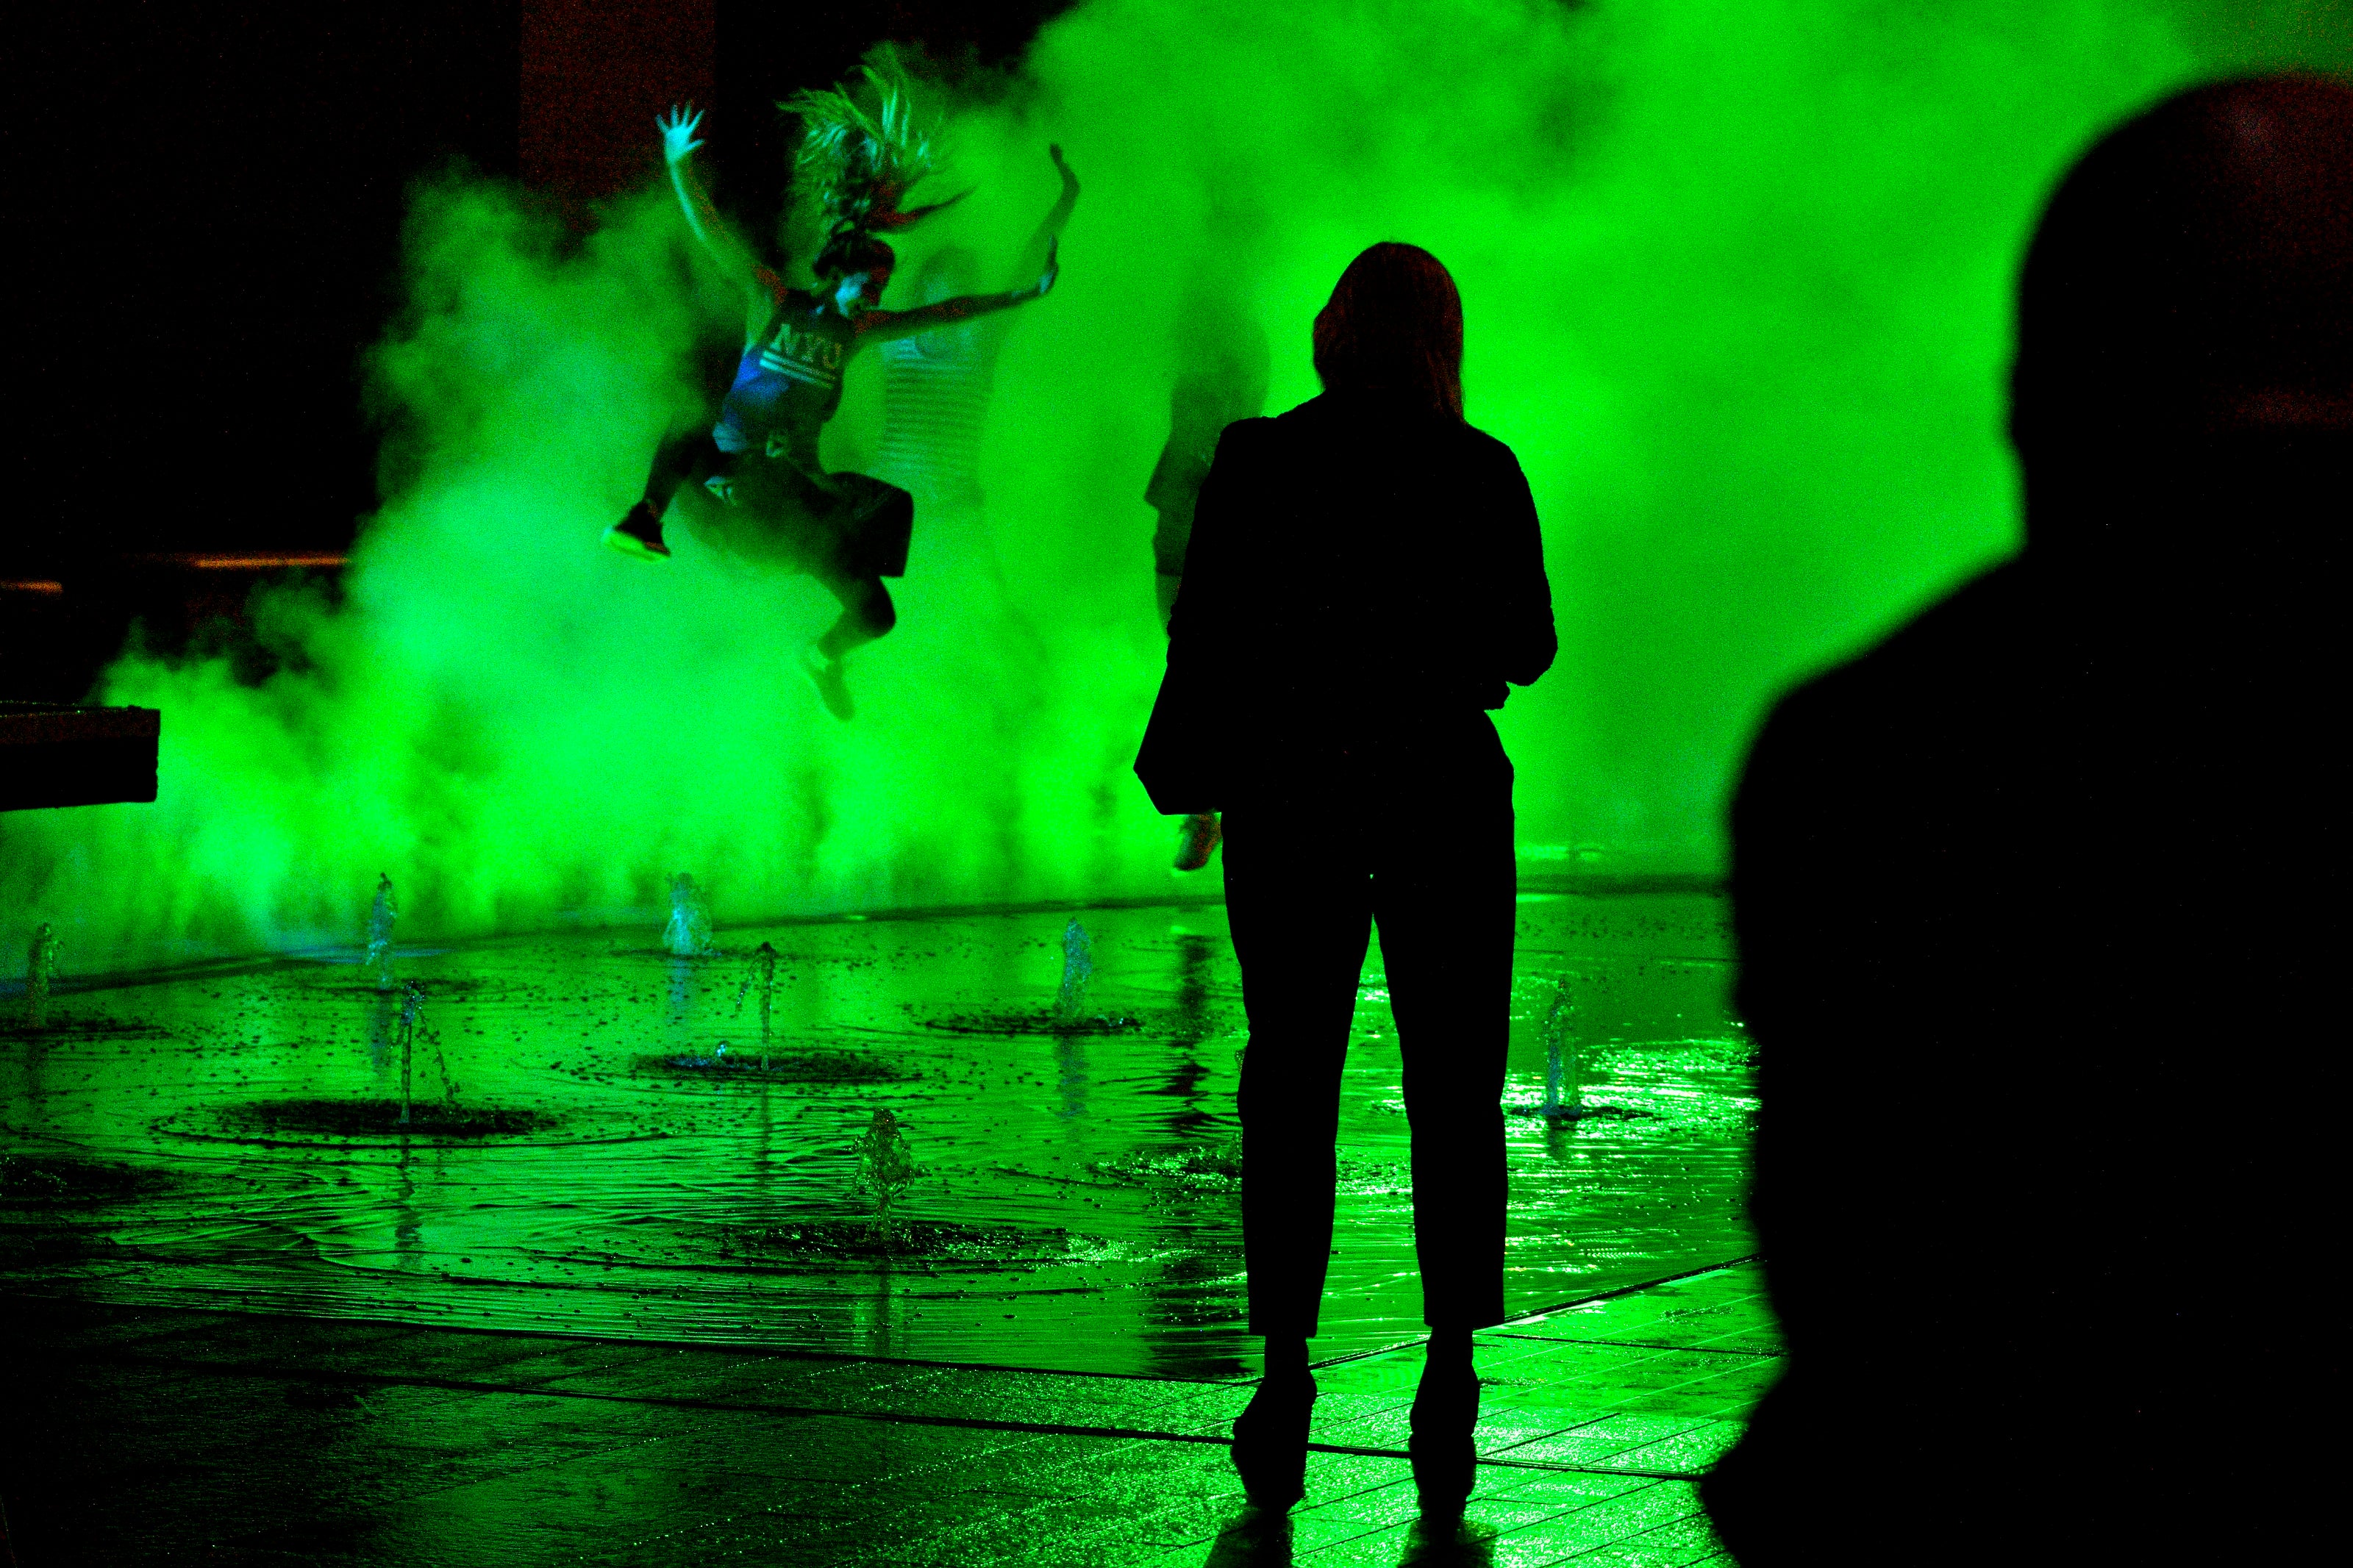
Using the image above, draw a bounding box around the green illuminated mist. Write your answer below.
[4,1,2342,967]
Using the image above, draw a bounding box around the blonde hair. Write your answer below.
[782,49,940,278]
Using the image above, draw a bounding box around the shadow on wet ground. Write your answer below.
[2,890,1760,1562]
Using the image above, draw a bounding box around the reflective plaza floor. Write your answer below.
[1,886,1764,1564]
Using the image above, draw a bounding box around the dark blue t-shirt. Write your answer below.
[714,292,855,469]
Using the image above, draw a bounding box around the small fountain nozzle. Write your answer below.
[854,1107,921,1234]
[365,873,398,991]
[396,981,425,1126]
[665,873,717,957]
[1540,979,1580,1119]
[1055,918,1094,1020]
[25,922,60,1031]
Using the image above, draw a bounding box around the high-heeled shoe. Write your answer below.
[1230,1370,1318,1508]
[1409,1364,1481,1515]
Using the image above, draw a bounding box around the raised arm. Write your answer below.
[855,238,1060,346]
[1010,146,1081,287]
[659,106,762,298]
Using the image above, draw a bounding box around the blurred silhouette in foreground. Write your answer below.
[1138,242,1555,1516]
[1704,74,2351,1564]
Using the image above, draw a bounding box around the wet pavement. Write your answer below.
[0,1260,1770,1565]
[2,888,1762,1563]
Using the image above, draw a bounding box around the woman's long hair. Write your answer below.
[1311,243,1465,421]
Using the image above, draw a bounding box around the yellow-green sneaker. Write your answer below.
[602,501,671,560]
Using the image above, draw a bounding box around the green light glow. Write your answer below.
[3,1,2343,967]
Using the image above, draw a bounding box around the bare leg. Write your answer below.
[607,432,729,560]
[801,570,896,721]
[815,571,896,660]
[643,431,720,514]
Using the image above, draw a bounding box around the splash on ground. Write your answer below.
[1,891,1750,1377]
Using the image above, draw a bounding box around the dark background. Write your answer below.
[1,1,1071,586]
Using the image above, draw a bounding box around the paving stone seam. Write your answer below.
[1306,1255,1763,1372]
[832,1438,1274,1562]
[54,1345,1255,1445]
[1149,1467,1452,1558]
[1538,1501,1727,1567]
[50,1343,1715,1483]
[1484,1333,1779,1358]
[1270,1475,1707,1564]
[1383,1480,1683,1561]
[0,1289,1242,1384]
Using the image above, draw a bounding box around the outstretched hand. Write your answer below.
[1035,236,1060,298]
[1049,143,1080,198]
[657,104,705,164]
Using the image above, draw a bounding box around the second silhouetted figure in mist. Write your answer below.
[1137,241,1555,1517]
[1703,74,2351,1565]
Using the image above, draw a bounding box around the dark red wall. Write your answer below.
[521,0,715,203]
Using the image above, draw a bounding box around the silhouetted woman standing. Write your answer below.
[1136,243,1554,1515]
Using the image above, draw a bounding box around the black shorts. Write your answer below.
[681,455,913,581]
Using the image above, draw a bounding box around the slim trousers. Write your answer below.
[1221,721,1516,1336]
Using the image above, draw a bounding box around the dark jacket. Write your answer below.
[1703,434,2345,1563]
[1134,393,1555,815]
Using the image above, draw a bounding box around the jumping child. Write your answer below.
[605,68,1068,721]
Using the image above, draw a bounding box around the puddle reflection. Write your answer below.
[1,894,1750,1375]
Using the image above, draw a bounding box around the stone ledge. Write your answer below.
[0,702,161,810]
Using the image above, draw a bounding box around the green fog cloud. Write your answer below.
[4,1,2340,968]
